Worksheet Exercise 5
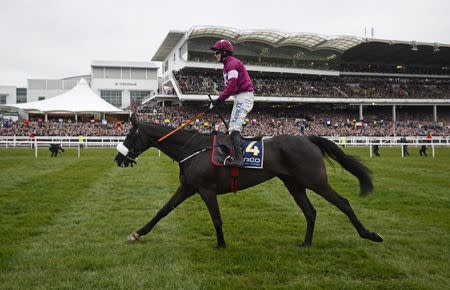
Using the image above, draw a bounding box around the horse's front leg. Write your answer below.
[199,189,226,248]
[128,185,194,241]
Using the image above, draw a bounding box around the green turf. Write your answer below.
[0,146,449,289]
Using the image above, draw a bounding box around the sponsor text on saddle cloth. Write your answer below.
[212,133,264,169]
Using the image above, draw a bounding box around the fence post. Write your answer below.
[369,144,372,158]
[78,143,80,158]
[35,140,38,158]
[432,143,435,158]
[401,144,404,158]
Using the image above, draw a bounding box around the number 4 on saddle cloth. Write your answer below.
[211,132,264,169]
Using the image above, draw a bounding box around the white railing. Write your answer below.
[1,135,449,148]
[0,136,125,148]
[0,135,448,158]
[322,135,450,145]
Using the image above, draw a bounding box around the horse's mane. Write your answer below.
[139,122,214,143]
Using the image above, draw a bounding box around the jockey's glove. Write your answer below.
[209,99,223,110]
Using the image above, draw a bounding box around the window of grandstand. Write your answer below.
[0,95,6,104]
[179,42,188,61]
[38,96,45,101]
[16,88,27,103]
[28,80,46,90]
[47,79,63,90]
[100,90,122,107]
[130,90,150,105]
[146,69,157,79]
[92,67,104,78]
[122,67,131,79]
[130,68,146,80]
[105,67,121,79]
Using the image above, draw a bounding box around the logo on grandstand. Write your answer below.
[115,82,137,86]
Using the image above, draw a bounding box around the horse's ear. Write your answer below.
[131,113,139,127]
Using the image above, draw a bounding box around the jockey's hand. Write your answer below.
[209,99,223,110]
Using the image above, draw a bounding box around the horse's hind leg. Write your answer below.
[312,183,383,243]
[129,185,194,241]
[199,189,226,248]
[281,177,316,247]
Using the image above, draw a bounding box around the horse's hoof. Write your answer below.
[371,232,383,242]
[127,232,140,241]
[215,243,226,249]
[298,242,312,248]
[361,231,383,243]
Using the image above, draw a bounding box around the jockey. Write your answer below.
[210,39,255,167]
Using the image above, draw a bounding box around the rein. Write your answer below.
[157,109,210,143]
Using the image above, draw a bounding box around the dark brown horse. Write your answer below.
[114,114,383,248]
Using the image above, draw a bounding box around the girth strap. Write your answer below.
[230,167,239,194]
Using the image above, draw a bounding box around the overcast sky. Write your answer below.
[1,0,449,86]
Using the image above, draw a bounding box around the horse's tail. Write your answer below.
[307,136,373,196]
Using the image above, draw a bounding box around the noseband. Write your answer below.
[116,128,144,166]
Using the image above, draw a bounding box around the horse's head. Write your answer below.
[114,113,149,167]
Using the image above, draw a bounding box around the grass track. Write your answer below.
[0,147,449,289]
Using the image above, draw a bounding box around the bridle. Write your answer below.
[116,127,147,166]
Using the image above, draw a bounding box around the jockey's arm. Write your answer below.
[218,70,239,102]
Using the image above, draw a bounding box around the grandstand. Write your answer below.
[149,26,450,125]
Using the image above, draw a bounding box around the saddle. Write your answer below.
[211,132,265,169]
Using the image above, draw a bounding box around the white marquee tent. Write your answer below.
[1,78,126,116]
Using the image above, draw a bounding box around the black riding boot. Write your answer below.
[225,131,245,168]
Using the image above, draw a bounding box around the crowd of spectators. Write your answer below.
[0,118,131,137]
[174,70,450,99]
[2,105,449,137]
[187,53,448,75]
[135,105,450,137]
[340,63,449,76]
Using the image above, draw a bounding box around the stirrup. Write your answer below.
[224,155,245,168]
[223,155,234,166]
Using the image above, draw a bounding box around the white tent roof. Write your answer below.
[3,78,126,114]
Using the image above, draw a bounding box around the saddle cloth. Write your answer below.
[211,132,264,169]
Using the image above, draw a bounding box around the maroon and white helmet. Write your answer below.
[210,39,234,52]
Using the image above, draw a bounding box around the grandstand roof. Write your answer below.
[278,34,327,49]
[151,26,450,66]
[152,30,186,61]
[91,60,159,69]
[189,26,240,40]
[151,26,366,61]
[343,39,450,66]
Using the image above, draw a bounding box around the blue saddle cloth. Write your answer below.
[211,133,264,169]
